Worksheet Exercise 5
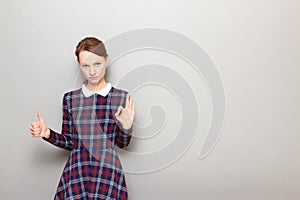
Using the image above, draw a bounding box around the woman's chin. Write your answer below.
[88,79,101,84]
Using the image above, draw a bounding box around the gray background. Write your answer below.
[1,0,299,199]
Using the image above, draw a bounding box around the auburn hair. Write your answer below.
[75,37,108,63]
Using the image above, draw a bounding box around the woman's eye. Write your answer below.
[95,63,101,66]
[82,65,89,68]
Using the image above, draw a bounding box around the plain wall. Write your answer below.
[0,0,299,199]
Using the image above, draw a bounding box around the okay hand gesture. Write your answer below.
[114,94,135,131]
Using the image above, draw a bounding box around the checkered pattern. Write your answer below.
[43,86,132,200]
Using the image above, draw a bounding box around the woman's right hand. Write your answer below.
[29,111,50,139]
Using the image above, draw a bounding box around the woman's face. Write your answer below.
[78,50,108,86]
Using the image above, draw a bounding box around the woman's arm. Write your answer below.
[115,123,132,148]
[42,93,74,151]
[114,93,134,148]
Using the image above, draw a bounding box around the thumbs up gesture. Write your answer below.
[29,111,50,138]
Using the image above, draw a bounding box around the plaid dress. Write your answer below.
[43,85,132,200]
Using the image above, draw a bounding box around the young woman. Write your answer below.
[29,37,135,200]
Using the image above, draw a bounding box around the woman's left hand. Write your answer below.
[115,94,135,130]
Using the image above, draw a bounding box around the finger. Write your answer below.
[29,126,35,132]
[30,122,37,128]
[115,106,122,117]
[37,111,44,124]
[127,94,131,109]
[131,101,135,115]
[129,95,133,109]
[129,101,135,121]
[29,127,39,136]
[32,133,39,138]
[30,123,34,129]
[34,127,41,132]
[30,128,39,135]
[30,124,38,132]
[32,127,41,132]
[125,94,129,108]
[30,130,38,137]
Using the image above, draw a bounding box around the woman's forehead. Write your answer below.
[79,50,106,64]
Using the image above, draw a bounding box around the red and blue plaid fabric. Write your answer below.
[43,86,132,200]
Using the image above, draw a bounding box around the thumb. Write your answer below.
[37,111,44,124]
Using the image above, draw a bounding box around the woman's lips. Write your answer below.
[90,76,99,79]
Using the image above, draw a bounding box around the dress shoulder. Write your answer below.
[111,86,129,96]
[63,88,82,99]
[110,86,130,110]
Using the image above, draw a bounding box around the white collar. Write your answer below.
[82,82,112,97]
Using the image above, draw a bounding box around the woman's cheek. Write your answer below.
[80,68,89,79]
[99,68,106,78]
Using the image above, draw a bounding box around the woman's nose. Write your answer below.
[89,66,96,75]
